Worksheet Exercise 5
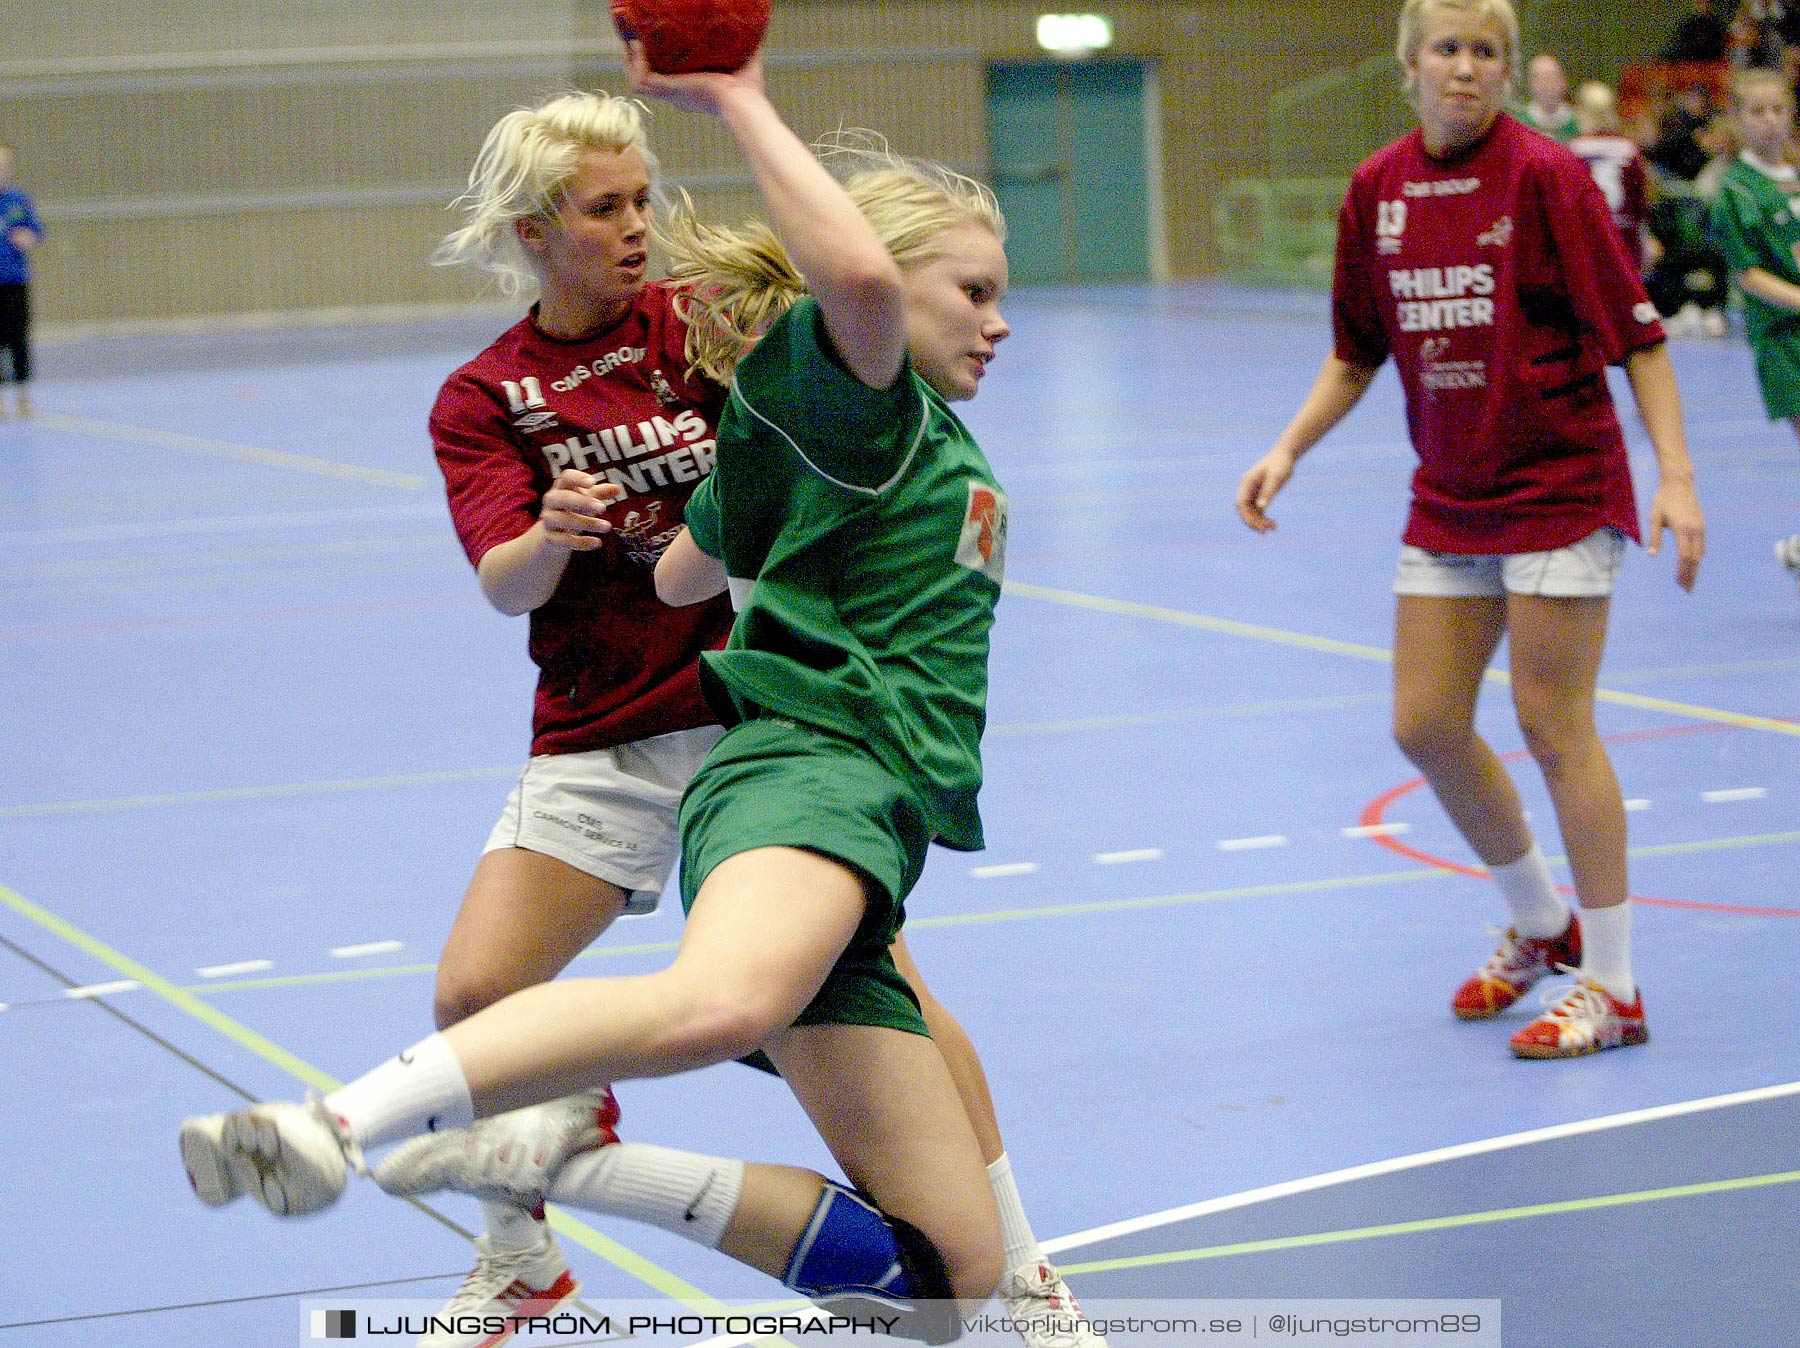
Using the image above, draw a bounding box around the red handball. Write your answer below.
[612,0,772,75]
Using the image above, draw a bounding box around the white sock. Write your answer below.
[548,1143,744,1250]
[1576,902,1635,1001]
[483,1199,546,1250]
[988,1153,1044,1271]
[324,1033,475,1151]
[1489,845,1570,938]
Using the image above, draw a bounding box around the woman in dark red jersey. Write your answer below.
[421,93,738,1331]
[1236,0,1705,1060]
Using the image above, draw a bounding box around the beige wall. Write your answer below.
[0,0,1685,328]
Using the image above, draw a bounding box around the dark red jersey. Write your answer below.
[1333,115,1664,553]
[431,281,733,755]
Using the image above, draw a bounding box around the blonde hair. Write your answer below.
[1732,66,1794,113]
[1395,0,1522,100]
[436,91,658,295]
[1574,80,1620,134]
[660,132,1006,384]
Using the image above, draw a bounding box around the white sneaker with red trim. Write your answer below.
[997,1261,1108,1347]
[421,1231,579,1348]
[375,1087,620,1207]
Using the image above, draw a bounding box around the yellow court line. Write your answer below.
[1058,1168,1800,1274]
[0,879,731,1313]
[1003,582,1397,662]
[1629,828,1800,859]
[985,693,1387,739]
[1004,581,1800,738]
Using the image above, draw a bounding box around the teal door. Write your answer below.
[986,59,1160,286]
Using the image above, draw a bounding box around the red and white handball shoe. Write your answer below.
[1510,979,1648,1059]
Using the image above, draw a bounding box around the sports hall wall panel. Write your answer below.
[4,0,1686,329]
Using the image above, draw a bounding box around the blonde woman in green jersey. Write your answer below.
[401,86,1093,1348]
[175,39,1117,1348]
[1709,66,1800,587]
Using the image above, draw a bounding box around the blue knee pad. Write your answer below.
[783,1182,956,1344]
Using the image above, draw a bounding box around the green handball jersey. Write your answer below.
[683,297,1007,852]
[1711,155,1800,350]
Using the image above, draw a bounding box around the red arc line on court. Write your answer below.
[1358,724,1800,918]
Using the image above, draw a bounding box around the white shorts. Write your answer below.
[484,725,725,914]
[1393,527,1627,599]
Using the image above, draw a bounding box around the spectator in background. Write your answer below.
[1707,65,1800,589]
[1730,1,1791,69]
[1692,110,1742,198]
[0,145,43,420]
[1646,110,1736,335]
[1521,53,1580,140]
[1648,83,1716,181]
[1662,0,1732,62]
[1569,82,1651,270]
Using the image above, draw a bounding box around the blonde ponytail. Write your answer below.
[658,191,807,385]
[659,131,1005,384]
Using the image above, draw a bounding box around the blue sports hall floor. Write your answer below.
[2,282,1795,1345]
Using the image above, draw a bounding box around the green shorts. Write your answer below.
[677,716,930,1036]
[1752,325,1800,421]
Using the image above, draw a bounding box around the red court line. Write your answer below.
[1358,726,1800,919]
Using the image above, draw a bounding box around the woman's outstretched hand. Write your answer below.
[623,40,765,115]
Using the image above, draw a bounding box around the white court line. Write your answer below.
[1094,848,1164,865]
[1341,823,1411,839]
[36,412,432,489]
[330,940,403,959]
[196,959,274,978]
[1217,835,1287,852]
[1703,787,1768,803]
[1624,798,1653,812]
[1040,1078,1800,1254]
[0,766,519,819]
[969,862,1039,879]
[64,979,141,999]
[0,502,443,546]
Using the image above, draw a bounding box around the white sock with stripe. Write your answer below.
[323,1032,475,1151]
[988,1153,1045,1271]
[548,1143,744,1249]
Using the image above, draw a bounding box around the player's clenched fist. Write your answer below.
[540,469,624,550]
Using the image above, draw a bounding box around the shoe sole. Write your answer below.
[179,1118,243,1207]
[180,1109,344,1216]
[1511,1025,1648,1059]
